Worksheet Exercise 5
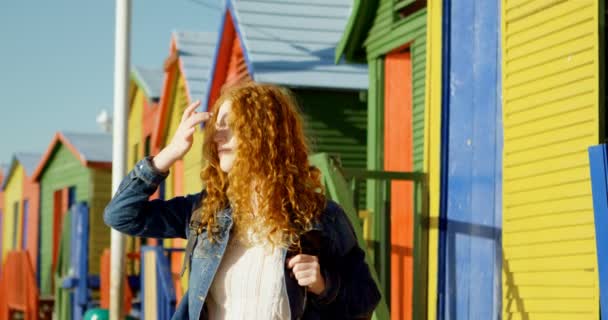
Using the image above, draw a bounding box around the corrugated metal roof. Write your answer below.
[131,66,164,100]
[173,31,217,105]
[62,132,113,163]
[229,0,368,90]
[15,153,42,177]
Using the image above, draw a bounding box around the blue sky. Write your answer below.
[0,0,222,168]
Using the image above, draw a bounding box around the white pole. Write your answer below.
[110,0,130,319]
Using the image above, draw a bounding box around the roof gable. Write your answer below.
[334,0,379,63]
[32,132,112,181]
[131,66,164,101]
[1,152,42,190]
[174,31,218,105]
[207,0,368,105]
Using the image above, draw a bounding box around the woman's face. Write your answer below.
[214,100,238,172]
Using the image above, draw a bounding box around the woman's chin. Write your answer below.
[219,157,235,172]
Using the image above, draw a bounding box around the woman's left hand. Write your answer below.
[287,254,326,295]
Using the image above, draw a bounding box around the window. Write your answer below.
[393,0,426,25]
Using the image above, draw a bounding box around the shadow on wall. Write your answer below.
[429,216,504,320]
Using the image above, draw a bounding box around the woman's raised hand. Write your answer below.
[152,100,212,172]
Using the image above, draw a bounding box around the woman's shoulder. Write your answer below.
[317,200,358,256]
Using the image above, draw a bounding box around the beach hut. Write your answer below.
[206,0,368,200]
[501,1,603,318]
[1,153,42,271]
[334,1,428,318]
[31,132,112,298]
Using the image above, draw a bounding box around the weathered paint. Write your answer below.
[2,164,23,261]
[37,143,90,295]
[384,51,414,320]
[502,0,600,318]
[423,0,442,317]
[437,1,502,319]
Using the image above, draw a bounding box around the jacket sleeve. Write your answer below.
[312,202,382,319]
[103,157,203,239]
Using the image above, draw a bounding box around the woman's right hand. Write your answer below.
[152,100,213,172]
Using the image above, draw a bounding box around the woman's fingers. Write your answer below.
[293,269,315,279]
[287,254,317,269]
[181,100,201,122]
[184,112,212,129]
[184,127,196,137]
[292,261,319,273]
[288,254,325,294]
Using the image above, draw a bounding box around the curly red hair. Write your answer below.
[200,82,326,247]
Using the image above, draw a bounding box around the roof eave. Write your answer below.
[334,0,379,64]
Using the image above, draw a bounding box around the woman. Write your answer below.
[104,83,380,319]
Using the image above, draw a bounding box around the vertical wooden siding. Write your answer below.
[439,1,503,318]
[502,1,600,319]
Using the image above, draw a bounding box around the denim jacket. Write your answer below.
[104,157,381,319]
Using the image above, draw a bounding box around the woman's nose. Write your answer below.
[214,130,226,143]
